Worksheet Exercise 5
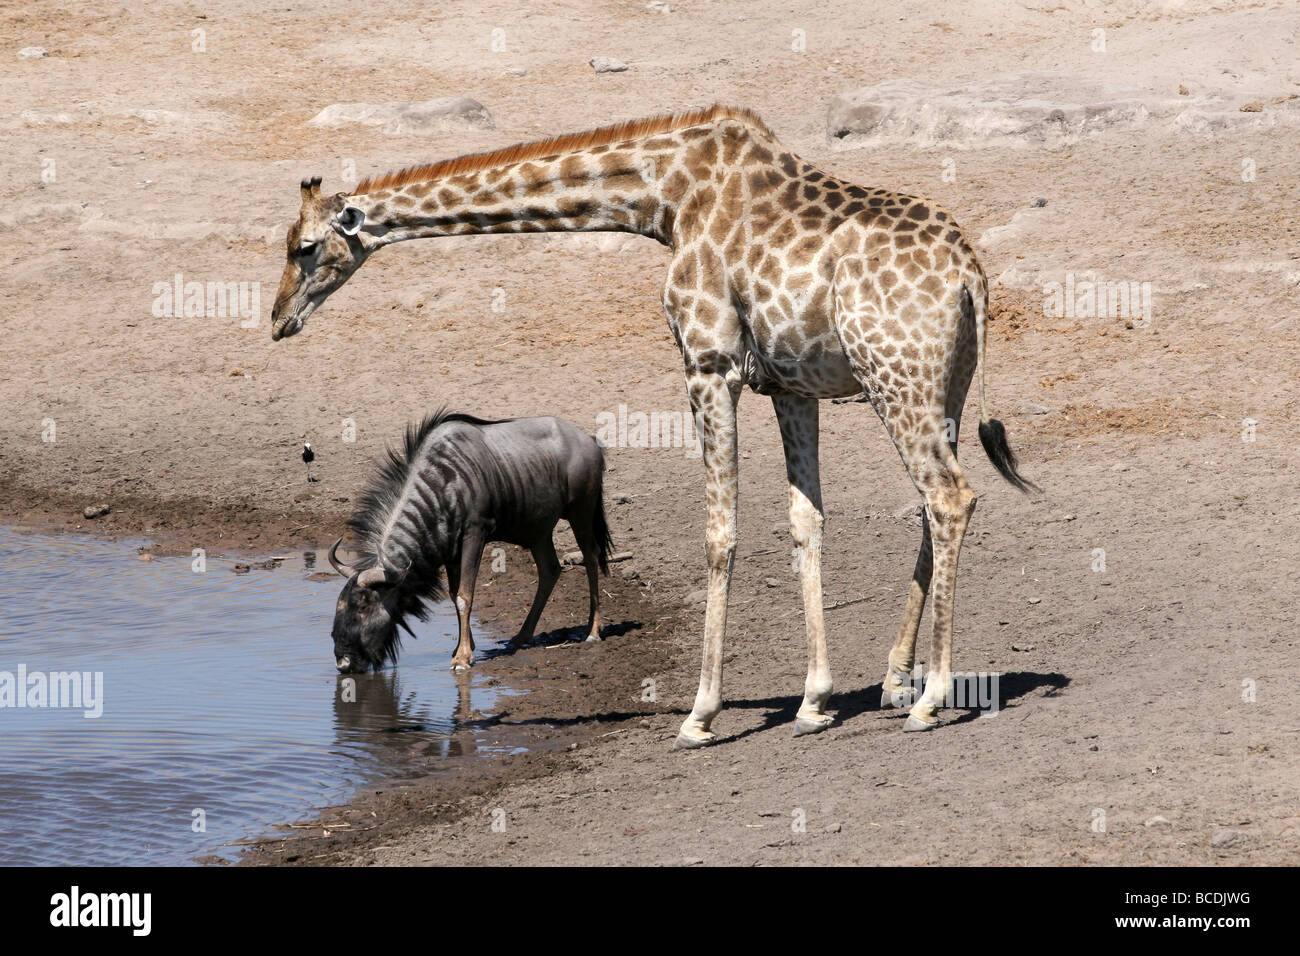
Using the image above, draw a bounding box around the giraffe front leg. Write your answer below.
[674,370,742,750]
[772,395,834,738]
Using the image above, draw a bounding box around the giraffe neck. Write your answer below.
[350,144,683,248]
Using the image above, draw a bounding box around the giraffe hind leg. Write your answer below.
[833,257,979,731]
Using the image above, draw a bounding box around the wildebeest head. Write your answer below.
[328,539,410,673]
[270,177,370,342]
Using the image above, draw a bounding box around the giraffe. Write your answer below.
[271,105,1036,748]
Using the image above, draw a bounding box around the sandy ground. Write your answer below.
[3,0,1299,865]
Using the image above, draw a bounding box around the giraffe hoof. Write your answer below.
[584,632,603,643]
[672,730,716,750]
[879,687,916,710]
[902,714,938,732]
[792,716,833,737]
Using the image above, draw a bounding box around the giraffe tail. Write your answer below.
[965,283,1039,494]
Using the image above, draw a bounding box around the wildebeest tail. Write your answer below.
[592,471,614,575]
[966,283,1040,495]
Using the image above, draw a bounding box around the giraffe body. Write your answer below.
[272,106,1035,746]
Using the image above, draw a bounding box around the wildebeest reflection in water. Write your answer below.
[334,668,494,760]
[327,411,614,673]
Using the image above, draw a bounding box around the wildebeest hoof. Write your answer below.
[672,730,716,750]
[903,713,938,732]
[792,716,833,737]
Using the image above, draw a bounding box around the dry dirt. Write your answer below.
[3,0,1299,866]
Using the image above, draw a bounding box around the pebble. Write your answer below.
[613,493,632,504]
[1027,597,1042,605]
[1011,643,1036,652]
[825,822,842,833]
[82,503,110,519]
[1210,829,1248,849]
[561,550,584,565]
[232,563,251,574]
[1062,513,1076,521]
[684,588,708,606]
[19,47,48,59]
[764,577,781,588]
[620,568,640,581]
[589,56,629,73]
[1022,403,1051,415]
[1145,815,1172,828]
[1031,197,1048,208]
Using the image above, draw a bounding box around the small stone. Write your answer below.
[1239,101,1264,113]
[1031,197,1048,208]
[1210,828,1248,848]
[684,588,708,606]
[614,493,632,504]
[18,46,48,59]
[825,822,842,833]
[567,742,579,751]
[1062,513,1076,521]
[1088,744,1099,751]
[1111,463,1130,472]
[1011,643,1036,652]
[561,550,584,566]
[137,553,154,562]
[1178,84,1189,96]
[1022,403,1051,415]
[647,1,671,11]
[683,856,704,866]
[504,67,528,76]
[82,504,110,519]
[1027,597,1042,605]
[229,368,245,377]
[1145,815,1172,828]
[589,56,629,73]
[620,567,640,581]
[232,563,251,574]
[764,577,781,588]
[639,719,652,729]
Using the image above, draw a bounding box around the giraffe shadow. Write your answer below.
[722,670,1071,742]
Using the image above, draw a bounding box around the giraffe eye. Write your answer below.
[296,241,318,259]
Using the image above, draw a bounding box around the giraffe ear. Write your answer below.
[335,205,365,236]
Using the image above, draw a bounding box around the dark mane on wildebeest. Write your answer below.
[329,408,614,672]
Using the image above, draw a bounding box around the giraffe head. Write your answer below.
[270,177,369,340]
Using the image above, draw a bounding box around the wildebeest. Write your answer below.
[326,410,613,672]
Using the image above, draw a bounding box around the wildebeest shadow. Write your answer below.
[478,618,644,661]
[721,670,1072,743]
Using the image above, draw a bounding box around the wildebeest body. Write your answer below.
[328,410,612,672]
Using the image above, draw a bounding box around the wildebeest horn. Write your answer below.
[357,563,407,589]
[327,538,357,578]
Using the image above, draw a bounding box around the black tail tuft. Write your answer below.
[592,482,614,576]
[978,419,1040,494]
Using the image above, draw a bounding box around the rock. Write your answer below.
[1210,828,1248,849]
[561,550,584,566]
[613,493,632,504]
[620,567,640,581]
[825,822,842,833]
[232,563,251,574]
[682,856,704,866]
[1062,513,1076,521]
[827,72,1300,148]
[307,97,494,135]
[1031,197,1048,207]
[1145,815,1172,828]
[683,588,708,606]
[18,46,47,59]
[639,718,651,728]
[646,1,671,11]
[589,56,629,74]
[82,504,110,519]
[503,67,527,77]
[764,577,781,588]
[1027,597,1042,605]
[1023,403,1051,415]
[1011,643,1036,652]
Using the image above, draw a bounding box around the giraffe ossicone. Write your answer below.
[271,104,1037,747]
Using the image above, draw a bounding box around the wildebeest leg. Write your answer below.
[511,538,560,646]
[568,514,604,642]
[448,535,485,671]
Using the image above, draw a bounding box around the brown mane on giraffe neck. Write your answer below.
[350,104,773,195]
